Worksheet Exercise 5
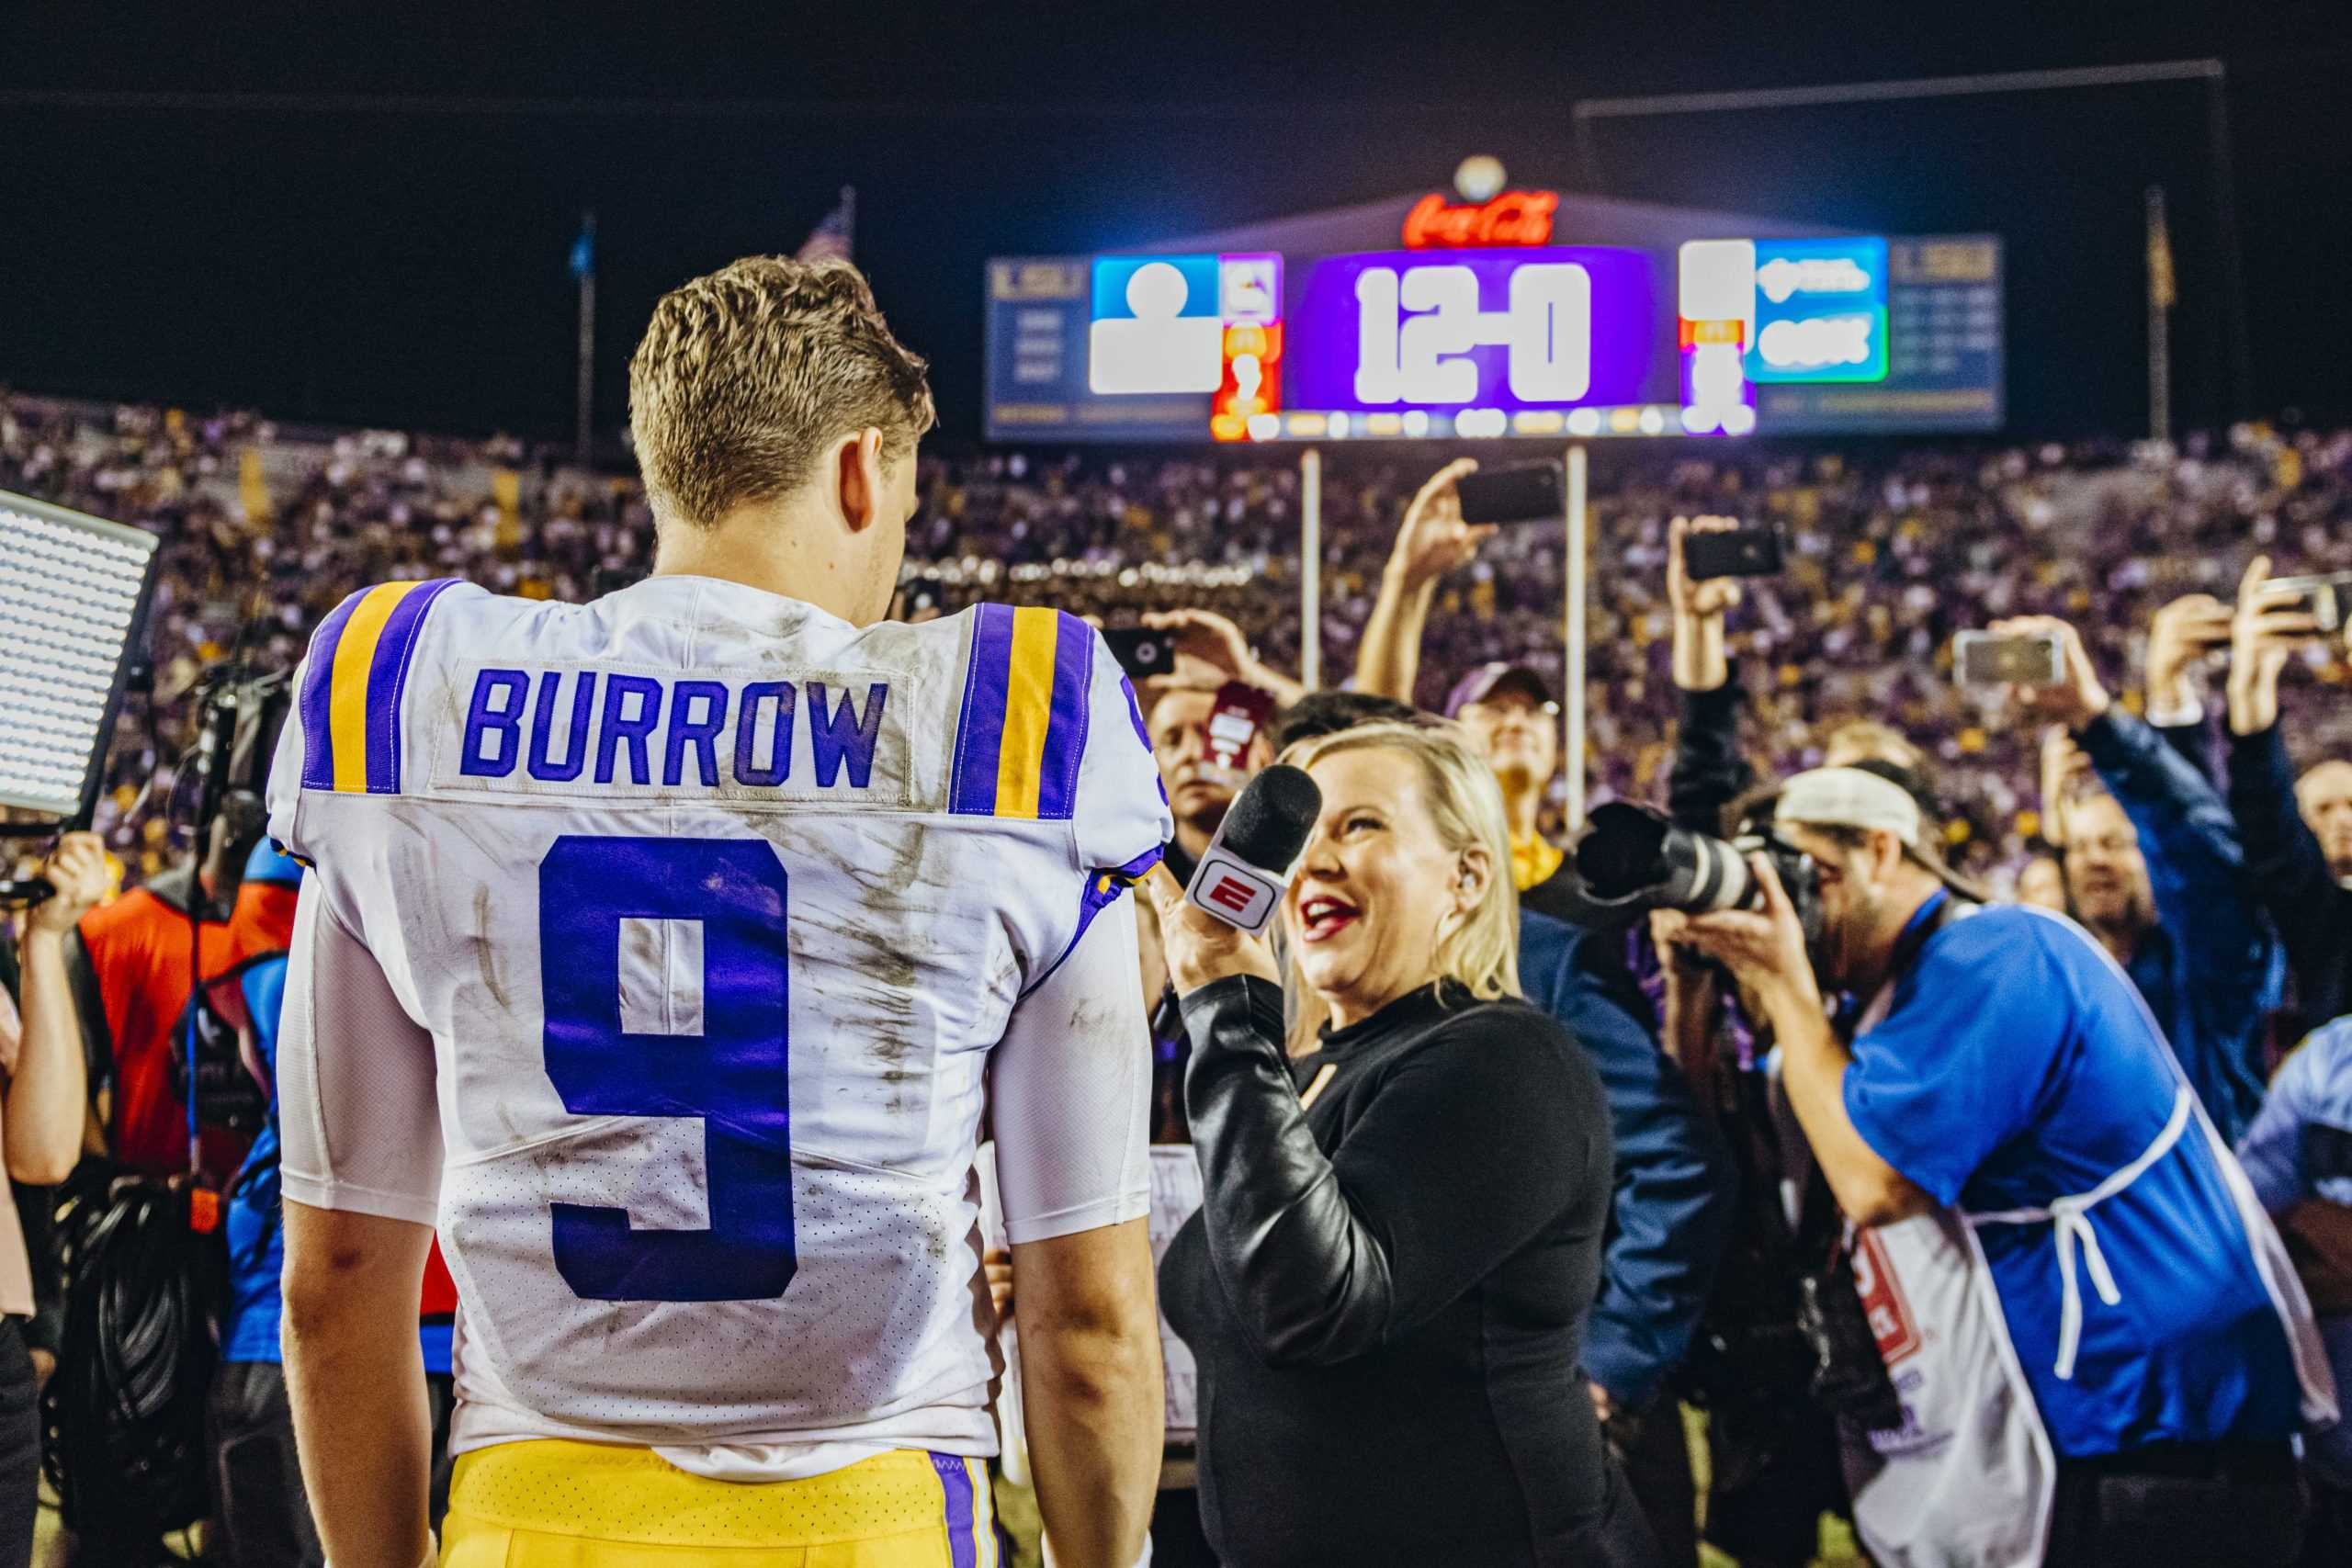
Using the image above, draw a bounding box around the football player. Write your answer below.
[271,256,1169,1568]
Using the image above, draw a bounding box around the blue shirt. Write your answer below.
[1843,904,2301,1459]
[221,847,452,1373]
[2236,1017,2352,1482]
[1519,912,1736,1407]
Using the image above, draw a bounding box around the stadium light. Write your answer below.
[0,491,159,822]
[1454,154,1507,202]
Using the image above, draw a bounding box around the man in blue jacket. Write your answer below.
[1999,615,2282,1141]
[1521,908,1737,1568]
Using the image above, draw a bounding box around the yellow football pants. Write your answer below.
[439,1440,1002,1566]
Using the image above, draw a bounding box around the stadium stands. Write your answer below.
[5,391,2346,883]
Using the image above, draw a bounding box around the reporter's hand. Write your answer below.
[1387,458,1496,592]
[2226,554,2325,737]
[1657,854,1822,1016]
[28,832,107,936]
[1989,615,2110,733]
[1141,864,1280,997]
[2144,592,2233,715]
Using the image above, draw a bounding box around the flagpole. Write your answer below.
[575,209,597,468]
[2145,186,2172,447]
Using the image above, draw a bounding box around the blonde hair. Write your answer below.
[628,255,935,528]
[1277,722,1522,1054]
[1821,718,1923,773]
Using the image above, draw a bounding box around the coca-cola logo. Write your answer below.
[1402,190,1559,249]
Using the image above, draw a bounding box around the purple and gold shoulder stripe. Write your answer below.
[298,579,464,794]
[950,604,1095,820]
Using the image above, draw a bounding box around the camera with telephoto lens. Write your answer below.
[1571,800,1826,953]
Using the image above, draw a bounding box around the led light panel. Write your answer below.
[0,492,158,818]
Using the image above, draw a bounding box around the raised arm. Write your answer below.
[8,834,107,1184]
[1351,459,1492,703]
[1666,515,1751,831]
[2222,555,2346,986]
[2143,592,2233,790]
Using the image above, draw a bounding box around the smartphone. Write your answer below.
[1455,460,1566,525]
[1683,525,1785,581]
[2269,571,2352,635]
[1102,626,1176,682]
[1954,630,2064,687]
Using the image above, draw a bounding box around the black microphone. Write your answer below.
[1182,763,1323,935]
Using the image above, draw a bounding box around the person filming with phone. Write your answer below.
[1149,722,1657,1567]
[1979,615,2283,1141]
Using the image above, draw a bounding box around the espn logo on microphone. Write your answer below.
[1184,848,1282,935]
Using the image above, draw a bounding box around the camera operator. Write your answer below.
[1666,766,2335,1566]
[2212,557,2352,1033]
[1996,613,2282,1141]
[72,804,266,1181]
[1152,723,1657,1567]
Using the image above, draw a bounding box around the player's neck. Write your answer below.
[650,506,876,626]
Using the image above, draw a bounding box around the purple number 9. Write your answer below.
[538,836,796,1301]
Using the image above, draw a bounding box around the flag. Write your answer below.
[797,187,854,265]
[570,212,596,281]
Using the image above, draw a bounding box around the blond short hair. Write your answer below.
[1821,718,1923,773]
[1278,722,1522,1054]
[628,255,934,528]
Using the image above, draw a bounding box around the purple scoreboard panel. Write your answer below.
[1286,247,1659,417]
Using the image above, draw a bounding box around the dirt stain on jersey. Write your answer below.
[472,885,510,1010]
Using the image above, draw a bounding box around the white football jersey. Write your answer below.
[266,573,1169,1471]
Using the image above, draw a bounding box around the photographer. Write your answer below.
[1667,766,2334,1566]
[1152,723,1657,1567]
[1997,614,2282,1140]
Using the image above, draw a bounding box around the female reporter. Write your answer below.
[1150,724,1657,1568]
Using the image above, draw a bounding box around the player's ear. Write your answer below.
[835,427,887,534]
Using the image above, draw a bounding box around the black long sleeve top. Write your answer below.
[1668,675,1753,835]
[2228,721,2352,1029]
[1158,977,1617,1568]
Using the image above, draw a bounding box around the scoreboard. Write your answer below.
[984,194,2002,443]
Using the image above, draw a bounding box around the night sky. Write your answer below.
[5,4,2347,447]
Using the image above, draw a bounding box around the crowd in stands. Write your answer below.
[4,390,2349,887]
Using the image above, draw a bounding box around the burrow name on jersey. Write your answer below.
[431,663,914,807]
